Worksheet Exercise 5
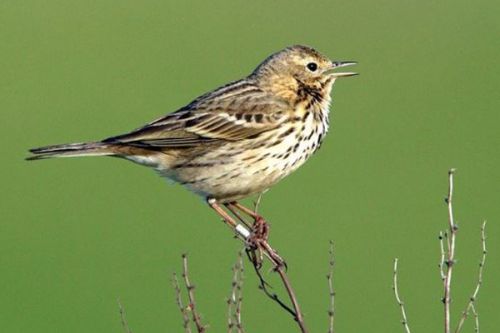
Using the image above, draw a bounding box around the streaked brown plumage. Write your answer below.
[28,45,356,205]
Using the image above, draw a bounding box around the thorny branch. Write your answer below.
[392,259,412,333]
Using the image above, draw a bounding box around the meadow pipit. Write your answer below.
[28,45,356,240]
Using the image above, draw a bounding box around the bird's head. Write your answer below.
[252,45,356,101]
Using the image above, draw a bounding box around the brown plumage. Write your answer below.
[28,45,356,204]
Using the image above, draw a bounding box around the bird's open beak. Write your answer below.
[327,61,358,78]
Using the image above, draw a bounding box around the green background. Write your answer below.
[1,1,499,332]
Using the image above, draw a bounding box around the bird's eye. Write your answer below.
[306,62,318,72]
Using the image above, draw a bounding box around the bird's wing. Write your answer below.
[103,85,289,149]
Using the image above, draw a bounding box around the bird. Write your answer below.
[27,45,356,239]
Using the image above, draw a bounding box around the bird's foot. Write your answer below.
[245,216,286,270]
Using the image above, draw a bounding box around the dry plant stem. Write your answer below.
[173,273,192,333]
[248,256,296,317]
[393,259,411,333]
[275,266,308,333]
[244,236,307,333]
[454,221,487,333]
[327,241,335,333]
[227,252,245,333]
[227,266,236,333]
[439,231,446,281]
[226,296,233,333]
[234,254,244,333]
[443,169,457,333]
[117,299,133,333]
[182,254,206,333]
[470,303,479,333]
[240,203,307,333]
[210,200,308,333]
[253,192,264,214]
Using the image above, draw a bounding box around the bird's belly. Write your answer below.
[160,120,327,202]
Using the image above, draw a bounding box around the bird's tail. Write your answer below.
[26,142,115,161]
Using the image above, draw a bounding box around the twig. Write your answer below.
[117,298,133,333]
[258,241,308,332]
[173,272,192,333]
[392,259,412,333]
[227,292,233,333]
[443,168,457,333]
[227,261,237,333]
[211,201,307,332]
[234,253,244,333]
[454,221,487,333]
[182,254,206,333]
[227,251,245,333]
[253,192,264,214]
[248,251,296,317]
[327,241,335,333]
[438,231,446,281]
[274,264,308,333]
[470,303,479,333]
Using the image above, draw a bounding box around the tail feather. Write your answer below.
[27,142,115,161]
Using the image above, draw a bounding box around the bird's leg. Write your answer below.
[219,201,263,268]
[230,201,263,220]
[229,201,269,240]
[207,198,250,240]
[223,203,252,229]
[227,201,286,270]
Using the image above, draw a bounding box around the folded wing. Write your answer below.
[103,84,289,150]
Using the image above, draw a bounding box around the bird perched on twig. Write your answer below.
[27,45,356,238]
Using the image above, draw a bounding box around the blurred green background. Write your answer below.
[1,1,499,332]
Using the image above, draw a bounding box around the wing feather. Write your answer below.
[102,80,289,149]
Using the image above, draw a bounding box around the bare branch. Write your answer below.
[275,268,307,333]
[327,240,335,333]
[227,251,245,333]
[253,192,264,214]
[443,168,457,333]
[182,254,207,333]
[438,231,446,281]
[219,201,308,332]
[470,303,480,333]
[172,272,192,333]
[227,291,234,333]
[234,253,244,333]
[117,298,133,333]
[247,252,296,317]
[245,243,308,333]
[392,259,411,333]
[258,241,308,333]
[454,221,487,333]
